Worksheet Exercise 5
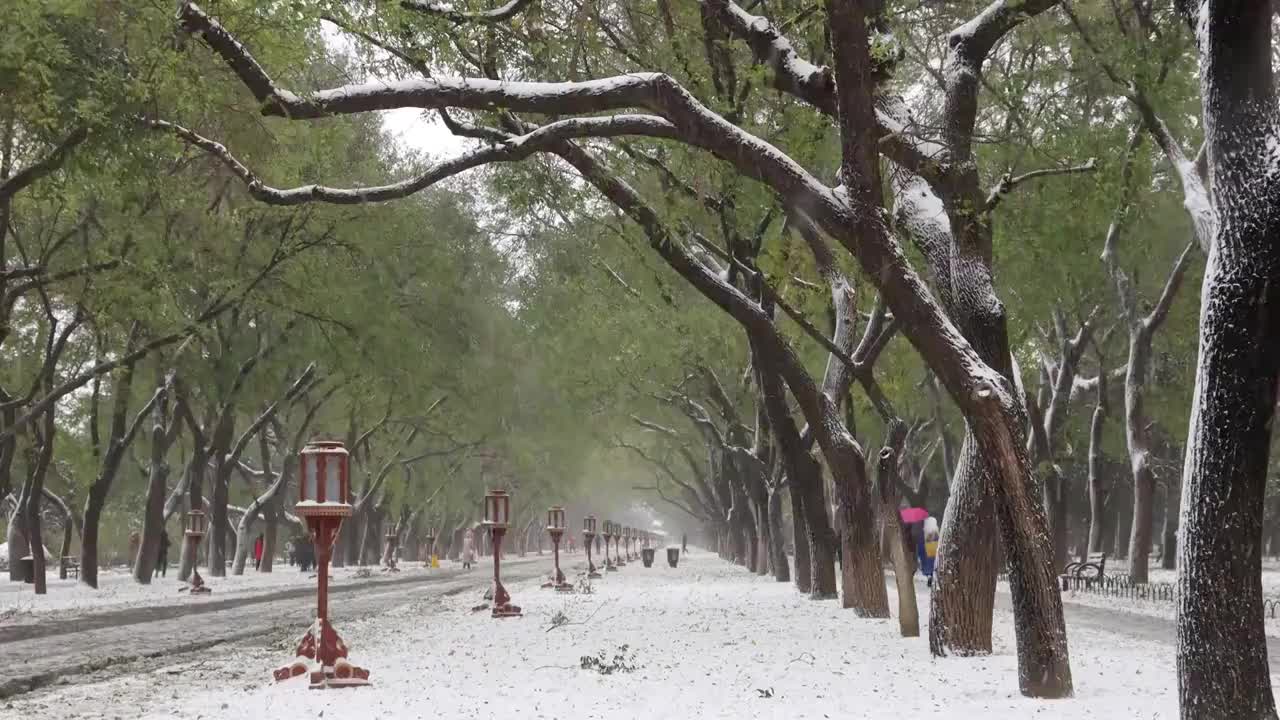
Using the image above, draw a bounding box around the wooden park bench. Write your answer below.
[1060,552,1106,590]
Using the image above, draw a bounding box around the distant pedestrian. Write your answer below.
[462,528,477,569]
[298,538,314,572]
[681,533,688,554]
[920,517,939,588]
[157,530,171,578]
[253,535,264,571]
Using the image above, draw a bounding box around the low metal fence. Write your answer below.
[996,570,1280,618]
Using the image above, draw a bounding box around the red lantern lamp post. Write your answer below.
[602,521,617,571]
[485,489,522,618]
[273,440,371,689]
[542,506,573,592]
[184,509,211,595]
[583,515,602,579]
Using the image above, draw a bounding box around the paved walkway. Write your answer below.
[0,557,556,698]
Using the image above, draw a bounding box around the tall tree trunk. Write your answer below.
[80,492,105,588]
[1087,376,1108,554]
[768,484,789,582]
[1114,485,1132,561]
[261,496,279,573]
[1042,465,1069,573]
[929,436,997,655]
[6,508,29,582]
[133,457,170,584]
[133,375,172,585]
[788,483,811,593]
[1176,3,1279,717]
[176,455,204,581]
[206,413,233,578]
[877,431,919,637]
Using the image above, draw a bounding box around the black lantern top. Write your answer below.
[185,508,207,538]
[584,515,597,534]
[547,505,566,531]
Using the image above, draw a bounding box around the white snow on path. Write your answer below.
[5,551,1189,720]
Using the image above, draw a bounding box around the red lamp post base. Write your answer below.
[274,618,371,688]
[187,569,211,595]
[492,602,523,618]
[543,567,569,590]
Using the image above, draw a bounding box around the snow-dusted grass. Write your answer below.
[9,551,1192,720]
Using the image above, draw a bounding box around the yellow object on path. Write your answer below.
[431,555,439,568]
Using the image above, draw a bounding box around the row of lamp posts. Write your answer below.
[265,438,669,690]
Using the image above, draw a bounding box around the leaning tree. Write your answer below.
[158,0,1074,696]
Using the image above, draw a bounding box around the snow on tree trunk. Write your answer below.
[133,457,169,584]
[133,378,171,585]
[1176,3,1280,717]
[929,435,997,655]
[7,508,29,582]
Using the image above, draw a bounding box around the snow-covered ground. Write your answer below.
[0,556,537,622]
[7,551,1194,720]
[1001,560,1280,638]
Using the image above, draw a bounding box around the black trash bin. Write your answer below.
[666,547,679,568]
[641,548,655,568]
[19,555,35,584]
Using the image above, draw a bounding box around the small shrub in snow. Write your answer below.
[579,645,638,675]
[353,568,373,579]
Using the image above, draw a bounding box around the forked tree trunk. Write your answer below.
[133,456,170,584]
[134,377,172,585]
[1175,4,1279,717]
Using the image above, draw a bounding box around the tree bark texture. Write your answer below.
[1176,3,1280,717]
